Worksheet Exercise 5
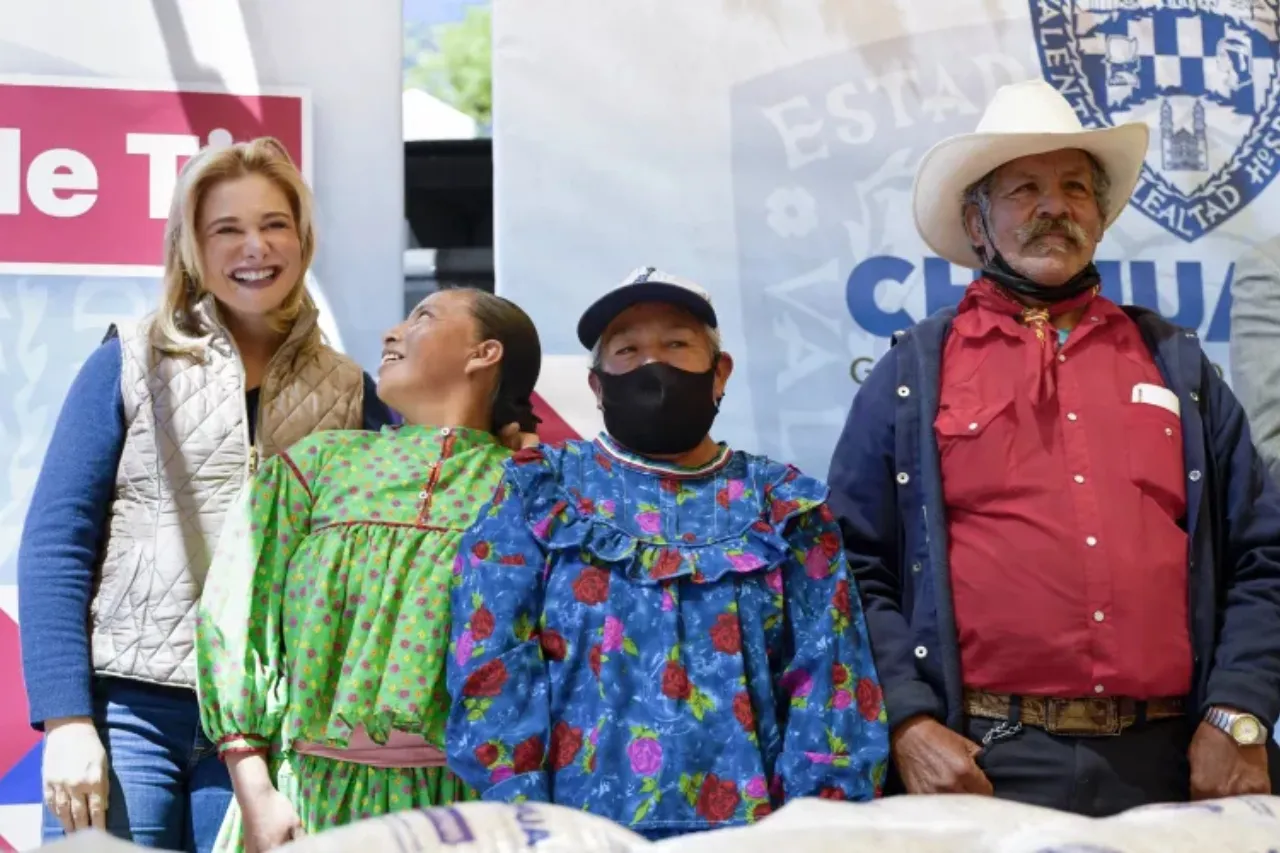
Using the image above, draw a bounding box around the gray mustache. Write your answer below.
[1015,215,1090,247]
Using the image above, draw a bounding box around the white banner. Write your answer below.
[493,0,1278,478]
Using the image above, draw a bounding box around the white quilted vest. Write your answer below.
[90,296,366,689]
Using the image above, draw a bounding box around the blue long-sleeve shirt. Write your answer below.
[18,337,394,727]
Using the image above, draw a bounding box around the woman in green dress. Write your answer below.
[196,287,542,852]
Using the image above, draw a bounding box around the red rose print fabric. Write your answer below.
[446,434,889,838]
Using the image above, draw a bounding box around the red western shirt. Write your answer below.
[938,288,1192,699]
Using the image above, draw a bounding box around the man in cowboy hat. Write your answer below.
[827,78,1280,813]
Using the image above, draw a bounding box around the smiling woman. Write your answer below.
[379,288,541,434]
[197,287,543,851]
[197,172,302,317]
[153,138,326,367]
[17,137,393,853]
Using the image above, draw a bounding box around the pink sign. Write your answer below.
[0,76,310,276]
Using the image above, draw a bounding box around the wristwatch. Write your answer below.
[1205,707,1268,746]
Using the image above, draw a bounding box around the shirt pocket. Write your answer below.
[934,397,1015,509]
[1125,402,1187,519]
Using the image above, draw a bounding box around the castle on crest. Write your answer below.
[1160,98,1209,172]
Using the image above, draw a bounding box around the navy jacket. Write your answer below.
[827,305,1280,733]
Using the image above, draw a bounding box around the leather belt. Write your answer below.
[965,688,1184,737]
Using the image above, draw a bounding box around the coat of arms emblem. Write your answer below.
[1030,0,1279,241]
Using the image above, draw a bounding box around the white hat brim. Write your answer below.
[911,122,1150,269]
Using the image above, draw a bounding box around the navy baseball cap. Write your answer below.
[576,266,719,350]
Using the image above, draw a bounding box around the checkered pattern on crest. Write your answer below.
[1079,9,1276,116]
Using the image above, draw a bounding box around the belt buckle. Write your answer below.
[1044,697,1122,737]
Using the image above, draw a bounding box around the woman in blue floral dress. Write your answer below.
[446,268,889,840]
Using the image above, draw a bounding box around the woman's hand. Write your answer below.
[228,752,302,852]
[241,786,303,852]
[497,422,540,451]
[42,717,109,833]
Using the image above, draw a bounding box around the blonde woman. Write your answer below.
[18,137,392,852]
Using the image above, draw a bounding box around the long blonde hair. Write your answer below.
[150,136,321,357]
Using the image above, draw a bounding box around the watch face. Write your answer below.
[1232,717,1263,744]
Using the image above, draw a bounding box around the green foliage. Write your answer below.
[405,5,493,127]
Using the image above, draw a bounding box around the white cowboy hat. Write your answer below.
[912,78,1149,270]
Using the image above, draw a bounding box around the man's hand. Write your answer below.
[1189,713,1270,800]
[891,715,994,795]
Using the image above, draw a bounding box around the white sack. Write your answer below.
[652,795,1280,853]
[276,801,648,853]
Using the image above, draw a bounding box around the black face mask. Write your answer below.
[982,252,1102,305]
[592,360,720,455]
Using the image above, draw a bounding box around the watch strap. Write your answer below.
[1206,706,1231,731]
[1206,707,1266,745]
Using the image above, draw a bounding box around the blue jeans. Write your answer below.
[42,677,232,852]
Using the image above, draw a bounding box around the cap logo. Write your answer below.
[633,266,657,283]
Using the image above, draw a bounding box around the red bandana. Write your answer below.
[962,278,1099,405]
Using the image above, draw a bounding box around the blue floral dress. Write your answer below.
[445,434,889,839]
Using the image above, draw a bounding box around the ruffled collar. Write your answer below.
[594,433,733,480]
[505,443,829,585]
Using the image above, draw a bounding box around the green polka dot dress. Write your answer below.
[196,425,510,849]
